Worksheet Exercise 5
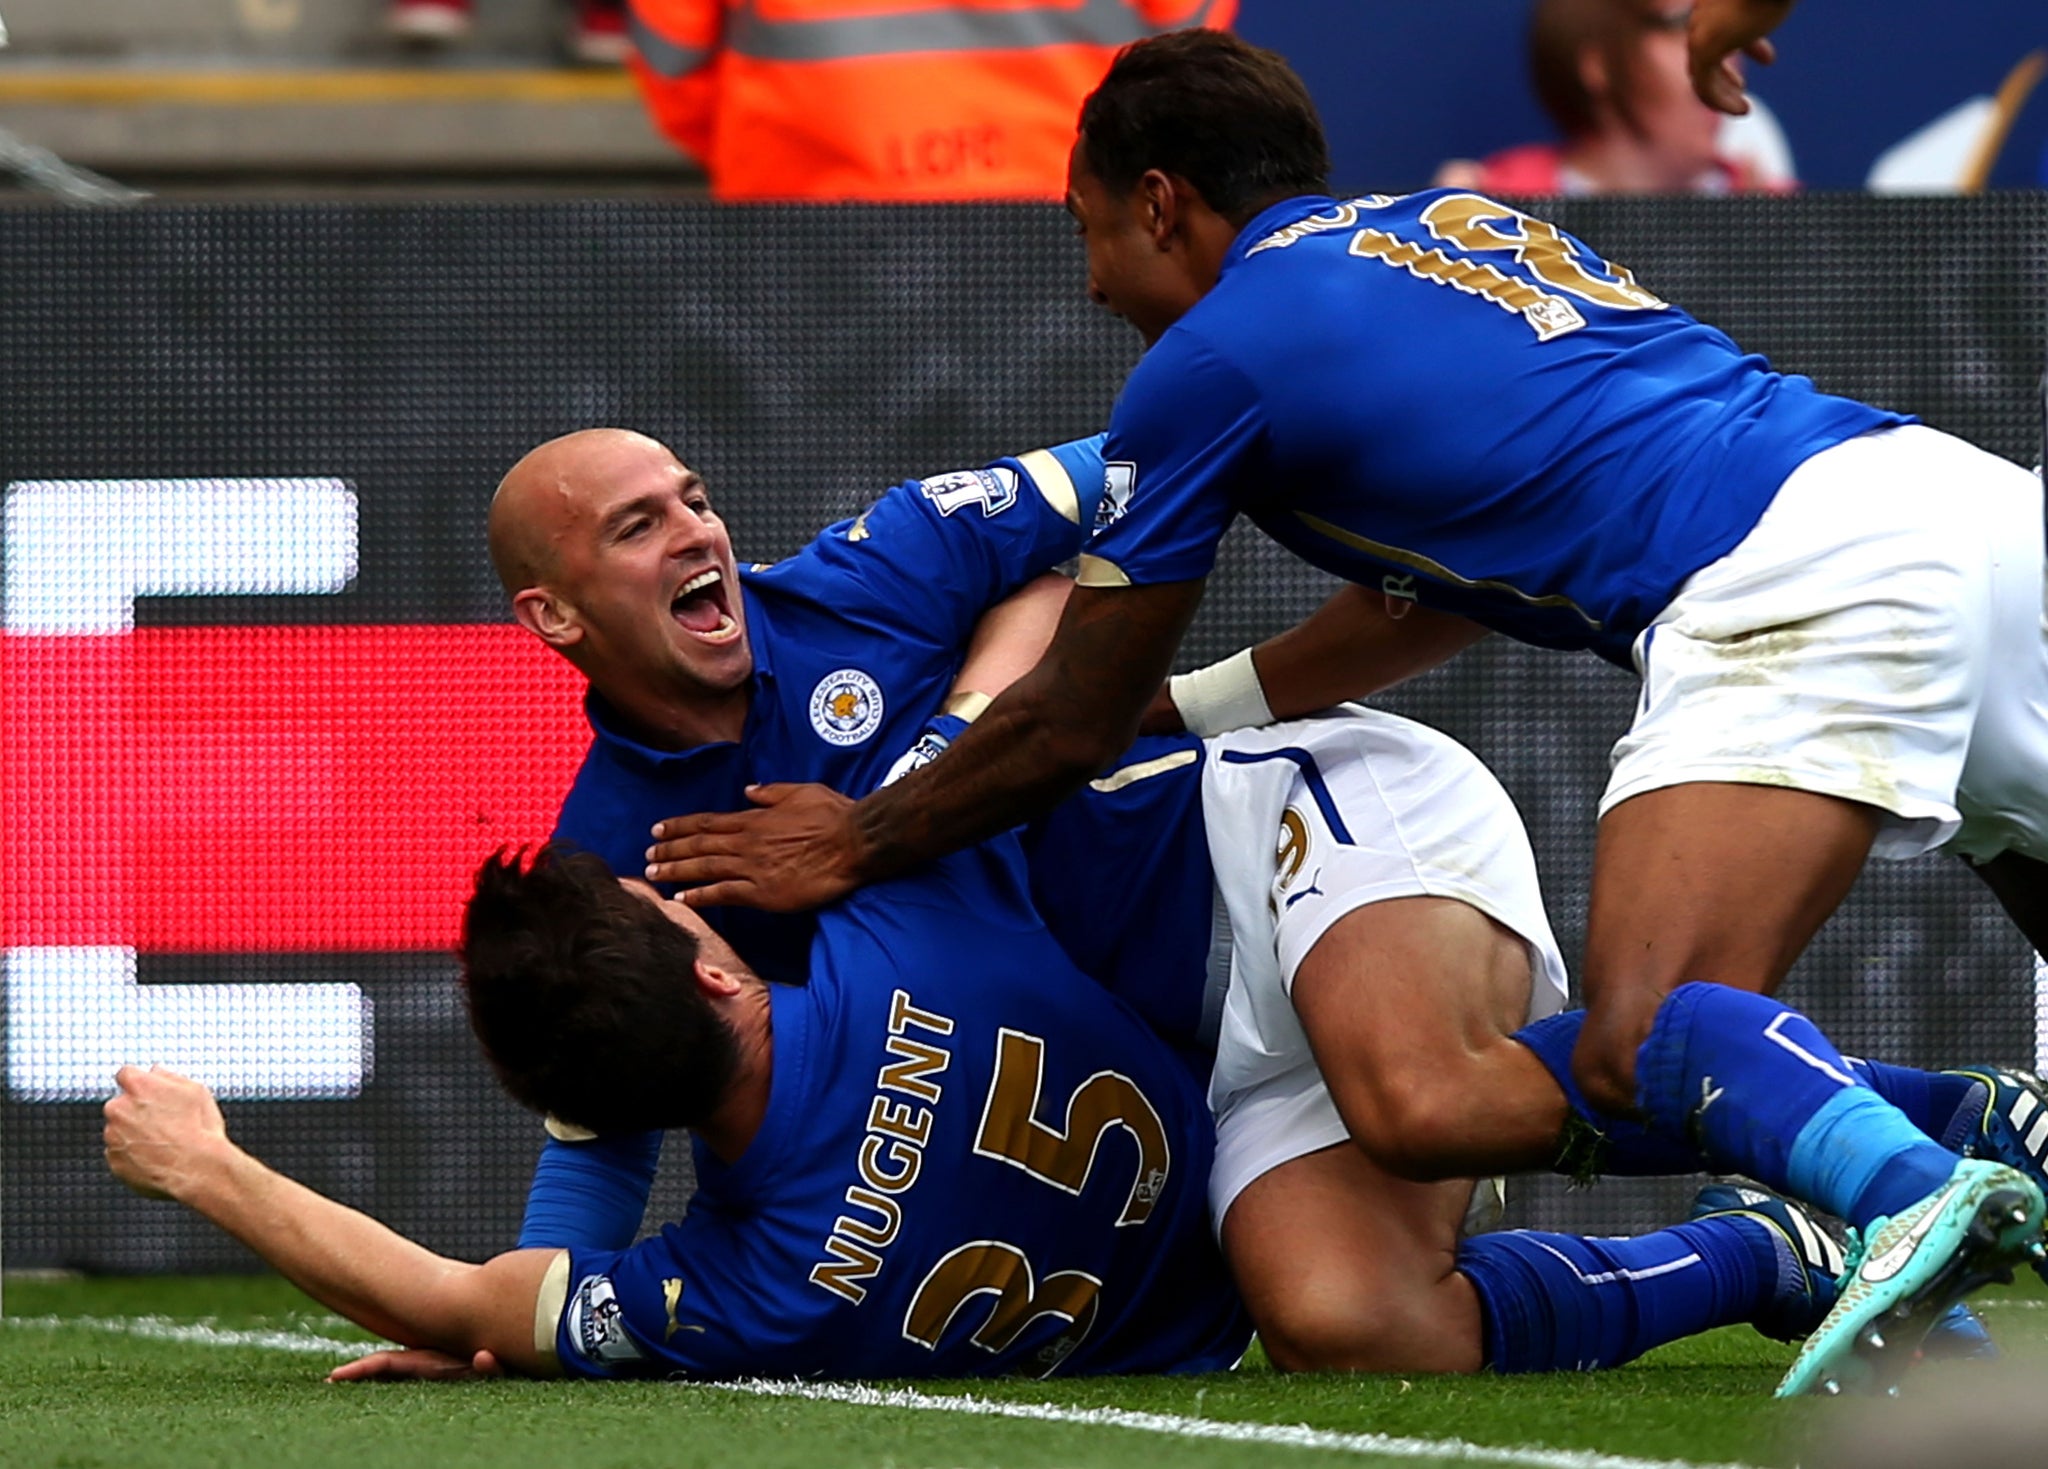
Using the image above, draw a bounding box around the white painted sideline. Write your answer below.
[1,1313,369,1355]
[707,1378,1769,1469]
[2,1314,1769,1469]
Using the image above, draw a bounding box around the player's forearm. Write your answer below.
[851,579,1199,882]
[176,1143,484,1351]
[852,659,1122,880]
[1253,586,1488,718]
[950,573,1073,711]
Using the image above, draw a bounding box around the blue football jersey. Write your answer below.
[1085,192,1906,667]
[554,436,1106,985]
[523,439,1106,1252]
[547,846,1252,1380]
[1022,732,1218,1068]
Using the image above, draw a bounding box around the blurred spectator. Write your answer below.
[624,1,1236,201]
[389,0,632,68]
[1435,0,1792,195]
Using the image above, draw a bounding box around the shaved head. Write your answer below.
[487,427,752,749]
[488,427,679,596]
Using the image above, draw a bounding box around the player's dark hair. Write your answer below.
[1529,0,1675,141]
[1078,29,1329,224]
[459,843,740,1135]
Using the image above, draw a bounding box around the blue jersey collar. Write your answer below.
[581,584,776,775]
[691,976,808,1204]
[1226,194,1342,267]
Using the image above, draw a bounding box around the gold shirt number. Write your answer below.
[900,1028,1173,1366]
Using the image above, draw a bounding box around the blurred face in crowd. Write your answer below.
[1613,3,1725,179]
[491,428,752,744]
[1065,141,1211,348]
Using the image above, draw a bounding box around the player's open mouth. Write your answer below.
[670,567,740,643]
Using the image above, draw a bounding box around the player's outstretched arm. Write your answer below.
[878,573,1079,787]
[1146,585,1489,736]
[1687,0,1793,115]
[950,573,1074,711]
[104,1064,560,1376]
[647,577,1204,908]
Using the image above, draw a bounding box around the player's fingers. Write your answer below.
[742,782,804,806]
[644,850,749,886]
[329,1349,478,1382]
[471,1350,505,1377]
[327,1351,400,1381]
[678,878,763,910]
[648,810,749,842]
[644,833,749,869]
[1744,36,1775,67]
[645,833,716,863]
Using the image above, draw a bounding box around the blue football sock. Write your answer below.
[1634,984,1956,1228]
[1514,1010,1709,1177]
[1844,1057,1980,1145]
[517,1129,664,1249]
[1459,1215,1776,1372]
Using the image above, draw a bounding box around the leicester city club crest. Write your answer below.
[809,668,885,747]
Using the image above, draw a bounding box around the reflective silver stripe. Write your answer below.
[628,5,715,77]
[728,0,1163,64]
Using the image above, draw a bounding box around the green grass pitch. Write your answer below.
[3,1273,2045,1469]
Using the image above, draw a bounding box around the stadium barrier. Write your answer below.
[1,195,2043,1274]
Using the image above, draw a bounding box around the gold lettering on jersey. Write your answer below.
[1420,194,1665,313]
[870,1094,932,1146]
[833,1185,904,1247]
[810,1235,886,1303]
[809,989,959,1305]
[858,1133,922,1191]
[901,1240,1103,1353]
[889,989,956,1037]
[1245,196,1396,256]
[879,1036,950,1103]
[972,1029,1170,1226]
[1347,228,1587,341]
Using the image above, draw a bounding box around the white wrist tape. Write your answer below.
[1170,648,1274,738]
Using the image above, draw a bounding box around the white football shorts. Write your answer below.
[1604,424,2048,864]
[1200,707,1570,1230]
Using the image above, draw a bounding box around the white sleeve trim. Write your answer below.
[1014,448,1080,525]
[532,1249,572,1372]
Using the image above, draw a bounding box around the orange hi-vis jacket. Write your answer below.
[627,0,1237,201]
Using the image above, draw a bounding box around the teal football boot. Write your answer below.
[1774,1158,2045,1397]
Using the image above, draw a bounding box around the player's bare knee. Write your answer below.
[1256,1284,1475,1374]
[1346,1066,1491,1182]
